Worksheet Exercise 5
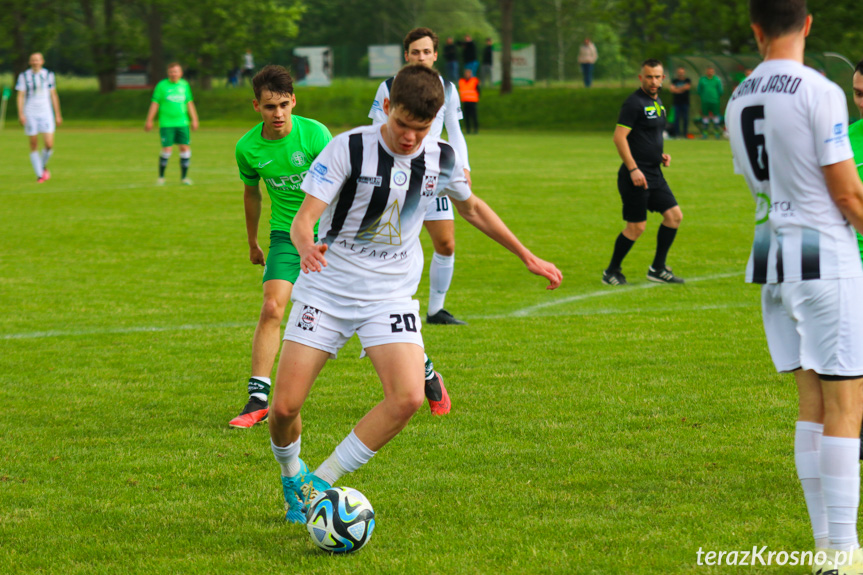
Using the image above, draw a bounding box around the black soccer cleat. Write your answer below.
[647,265,684,284]
[602,269,628,286]
[229,395,269,428]
[426,309,467,325]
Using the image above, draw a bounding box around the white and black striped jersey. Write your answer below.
[369,74,471,171]
[293,124,472,308]
[726,59,863,284]
[15,68,56,117]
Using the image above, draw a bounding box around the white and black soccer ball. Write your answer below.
[306,487,375,553]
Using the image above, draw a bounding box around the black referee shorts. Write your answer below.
[617,164,678,223]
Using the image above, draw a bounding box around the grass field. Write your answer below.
[0,126,814,574]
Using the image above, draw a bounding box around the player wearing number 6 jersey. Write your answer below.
[269,64,562,524]
[726,1,863,571]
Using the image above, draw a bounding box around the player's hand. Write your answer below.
[630,168,648,189]
[300,243,328,273]
[525,255,563,290]
[662,154,671,167]
[55,114,63,126]
[191,119,199,131]
[144,120,153,132]
[249,245,265,266]
[464,168,472,189]
[18,114,25,126]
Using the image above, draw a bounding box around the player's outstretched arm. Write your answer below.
[291,195,330,273]
[823,159,863,234]
[452,195,562,290]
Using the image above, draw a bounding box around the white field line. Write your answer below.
[1,272,743,340]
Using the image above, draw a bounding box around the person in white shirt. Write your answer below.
[370,27,471,326]
[16,52,62,183]
[270,64,562,524]
[726,1,863,571]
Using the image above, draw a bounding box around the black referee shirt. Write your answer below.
[617,88,667,167]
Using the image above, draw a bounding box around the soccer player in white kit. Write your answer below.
[726,1,863,571]
[270,64,562,524]
[16,52,62,183]
[370,27,471,326]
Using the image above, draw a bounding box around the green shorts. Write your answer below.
[159,126,191,147]
[701,101,722,118]
[263,231,302,284]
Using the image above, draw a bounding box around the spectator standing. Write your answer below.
[242,49,255,84]
[443,37,459,82]
[669,66,691,138]
[461,35,478,76]
[578,38,598,88]
[459,68,480,134]
[481,38,494,86]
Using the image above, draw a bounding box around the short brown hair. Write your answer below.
[252,65,294,102]
[749,0,807,38]
[403,27,438,53]
[390,64,444,121]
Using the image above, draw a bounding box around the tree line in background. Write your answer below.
[1,0,862,93]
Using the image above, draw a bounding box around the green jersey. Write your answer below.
[235,116,333,233]
[151,78,194,127]
[848,120,863,258]
[697,75,723,104]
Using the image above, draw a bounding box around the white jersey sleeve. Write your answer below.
[813,83,853,167]
[368,80,389,125]
[443,81,471,171]
[301,134,352,205]
[441,144,472,201]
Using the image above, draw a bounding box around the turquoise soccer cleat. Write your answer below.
[281,458,309,524]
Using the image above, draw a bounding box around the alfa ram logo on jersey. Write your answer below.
[297,306,322,332]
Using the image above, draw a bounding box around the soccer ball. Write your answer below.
[306,487,375,553]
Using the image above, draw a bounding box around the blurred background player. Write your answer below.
[850,60,863,261]
[369,27,471,326]
[603,59,684,286]
[228,65,333,429]
[272,64,562,523]
[726,1,863,570]
[459,68,480,134]
[145,62,199,185]
[16,52,62,183]
[697,66,723,139]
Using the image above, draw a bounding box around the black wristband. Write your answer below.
[629,167,638,173]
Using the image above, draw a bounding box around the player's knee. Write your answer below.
[666,208,683,227]
[391,388,425,421]
[626,222,646,239]
[260,297,286,323]
[270,397,302,423]
[434,239,455,256]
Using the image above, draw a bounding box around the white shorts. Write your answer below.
[424,195,455,222]
[761,278,863,376]
[284,298,424,357]
[24,115,55,136]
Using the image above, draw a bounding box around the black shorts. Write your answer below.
[617,164,678,222]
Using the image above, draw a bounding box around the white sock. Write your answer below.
[30,151,44,177]
[315,430,376,485]
[250,375,271,402]
[428,252,455,315]
[41,148,53,168]
[795,421,828,547]
[271,436,301,477]
[821,435,861,550]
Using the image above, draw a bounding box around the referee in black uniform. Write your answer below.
[603,58,684,286]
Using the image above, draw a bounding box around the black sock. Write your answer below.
[159,156,169,177]
[652,224,678,269]
[608,233,635,272]
[180,157,190,179]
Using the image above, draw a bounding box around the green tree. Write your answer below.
[0,0,64,75]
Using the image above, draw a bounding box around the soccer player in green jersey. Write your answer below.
[229,65,333,428]
[850,60,863,260]
[145,62,199,185]
[697,66,724,139]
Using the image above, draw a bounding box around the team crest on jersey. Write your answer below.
[297,306,322,332]
[291,151,307,167]
[390,170,409,191]
[422,175,438,196]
